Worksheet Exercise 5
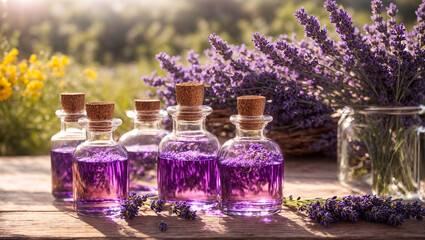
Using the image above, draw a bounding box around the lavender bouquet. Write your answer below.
[253,0,425,198]
[143,36,335,155]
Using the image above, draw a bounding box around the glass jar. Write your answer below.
[338,106,425,200]
[73,102,129,217]
[119,103,169,196]
[51,110,86,201]
[158,105,220,210]
[218,96,284,216]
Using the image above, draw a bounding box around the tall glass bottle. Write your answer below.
[218,96,284,216]
[158,82,220,210]
[119,99,169,196]
[51,93,86,202]
[73,102,129,217]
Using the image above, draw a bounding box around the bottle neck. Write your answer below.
[236,127,265,139]
[230,114,272,140]
[61,120,83,132]
[173,119,206,136]
[134,120,162,131]
[86,131,115,143]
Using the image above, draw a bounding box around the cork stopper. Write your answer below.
[135,99,161,121]
[86,102,114,131]
[176,82,204,106]
[238,95,266,116]
[237,95,266,130]
[60,92,85,122]
[175,82,204,120]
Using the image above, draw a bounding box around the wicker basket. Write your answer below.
[268,126,335,155]
[206,109,336,155]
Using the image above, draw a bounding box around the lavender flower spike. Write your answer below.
[208,33,233,61]
[414,0,425,47]
[294,8,337,56]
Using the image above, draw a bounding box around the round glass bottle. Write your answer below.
[73,102,129,217]
[51,93,86,202]
[218,96,284,216]
[158,82,220,210]
[119,99,169,196]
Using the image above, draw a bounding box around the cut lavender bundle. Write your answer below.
[143,42,334,132]
[143,35,335,155]
[284,194,425,227]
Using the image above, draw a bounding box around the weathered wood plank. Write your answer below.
[0,156,423,239]
[1,210,424,239]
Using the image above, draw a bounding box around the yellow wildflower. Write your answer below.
[61,55,70,66]
[19,61,28,72]
[26,80,44,92]
[0,77,12,101]
[85,68,98,80]
[3,48,19,64]
[19,73,29,85]
[6,65,18,85]
[0,63,6,73]
[10,48,19,56]
[23,80,44,99]
[27,68,46,81]
[48,56,63,70]
[29,54,37,64]
[52,56,60,65]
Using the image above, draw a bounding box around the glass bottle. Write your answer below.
[73,102,129,217]
[218,96,284,216]
[51,93,86,202]
[119,99,169,196]
[158,82,220,210]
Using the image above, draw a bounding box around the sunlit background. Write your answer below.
[0,0,422,155]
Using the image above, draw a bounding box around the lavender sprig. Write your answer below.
[284,194,425,227]
[150,200,165,213]
[120,192,148,219]
[171,201,198,220]
[120,192,198,221]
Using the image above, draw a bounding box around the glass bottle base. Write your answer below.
[52,190,73,202]
[75,200,121,217]
[220,200,282,216]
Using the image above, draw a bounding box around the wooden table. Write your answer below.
[0,156,424,239]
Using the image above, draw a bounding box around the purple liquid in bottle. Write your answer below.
[158,151,218,209]
[73,150,129,217]
[51,146,77,201]
[126,145,158,195]
[219,144,284,216]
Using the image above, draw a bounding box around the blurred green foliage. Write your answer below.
[0,0,422,155]
[1,0,421,65]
